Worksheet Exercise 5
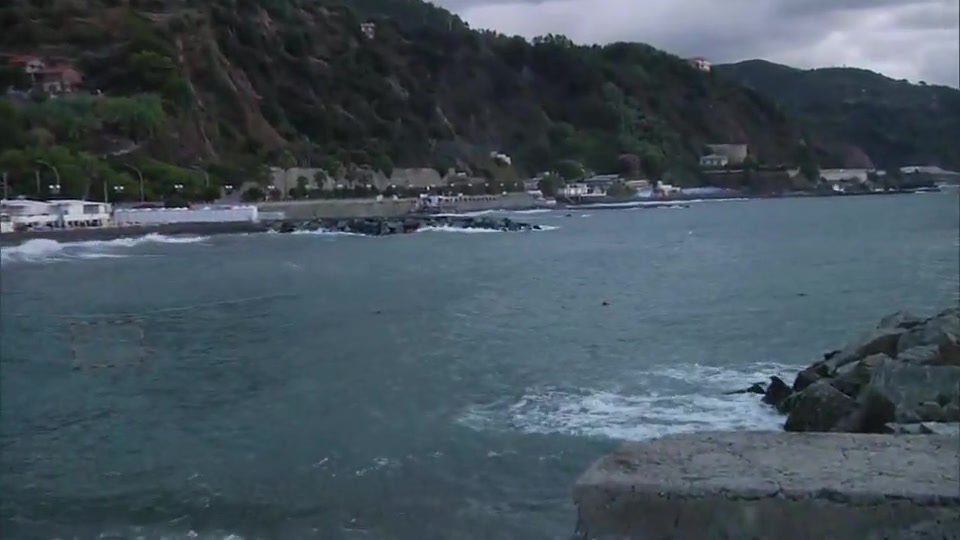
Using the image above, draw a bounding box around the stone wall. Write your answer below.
[574,432,959,540]
[258,198,418,220]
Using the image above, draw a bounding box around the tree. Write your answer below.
[241,186,265,201]
[617,153,642,178]
[606,180,636,197]
[537,173,563,197]
[554,159,585,181]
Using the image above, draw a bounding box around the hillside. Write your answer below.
[714,60,960,170]
[0,0,815,201]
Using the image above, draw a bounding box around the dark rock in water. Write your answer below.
[761,376,792,407]
[725,383,766,396]
[784,381,859,432]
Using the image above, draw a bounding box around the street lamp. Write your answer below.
[48,183,61,196]
[173,183,184,191]
[224,184,235,192]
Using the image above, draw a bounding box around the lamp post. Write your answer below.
[120,163,145,202]
[35,160,60,198]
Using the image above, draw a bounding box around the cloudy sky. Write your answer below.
[435,0,960,87]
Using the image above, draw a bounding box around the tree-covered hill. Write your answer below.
[714,59,960,170]
[0,0,817,200]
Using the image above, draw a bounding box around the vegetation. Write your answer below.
[714,60,960,170]
[5,0,945,202]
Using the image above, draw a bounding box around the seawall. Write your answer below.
[574,431,960,540]
[257,193,542,220]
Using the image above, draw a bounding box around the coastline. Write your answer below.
[0,221,269,246]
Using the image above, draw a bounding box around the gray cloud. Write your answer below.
[434,0,960,87]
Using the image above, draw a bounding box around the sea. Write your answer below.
[1,193,958,539]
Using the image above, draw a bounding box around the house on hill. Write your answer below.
[3,54,83,94]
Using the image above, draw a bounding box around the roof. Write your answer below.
[4,54,41,64]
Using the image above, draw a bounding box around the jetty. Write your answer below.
[573,431,959,539]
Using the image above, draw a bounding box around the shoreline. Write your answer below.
[0,221,270,246]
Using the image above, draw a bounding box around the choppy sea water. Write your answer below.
[1,194,958,539]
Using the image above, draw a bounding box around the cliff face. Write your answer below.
[714,60,960,170]
[0,0,814,184]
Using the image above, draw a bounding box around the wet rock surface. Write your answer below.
[267,215,543,236]
[759,306,960,434]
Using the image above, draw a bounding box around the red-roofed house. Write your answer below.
[3,54,83,93]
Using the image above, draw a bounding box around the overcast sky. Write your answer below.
[434,0,960,87]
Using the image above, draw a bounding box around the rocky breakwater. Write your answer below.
[758,306,960,435]
[268,214,543,236]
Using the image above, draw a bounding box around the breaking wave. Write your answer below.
[0,234,209,265]
[458,363,789,441]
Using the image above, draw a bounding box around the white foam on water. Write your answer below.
[417,225,501,234]
[418,224,559,234]
[0,234,210,265]
[288,228,364,237]
[459,363,790,441]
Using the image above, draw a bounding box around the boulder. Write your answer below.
[824,327,905,373]
[944,404,960,422]
[784,381,859,432]
[761,376,792,408]
[877,310,924,330]
[897,345,942,365]
[829,353,887,398]
[858,358,960,423]
[897,311,960,354]
[916,401,946,422]
[792,361,829,392]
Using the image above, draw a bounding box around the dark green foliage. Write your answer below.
[715,60,960,169]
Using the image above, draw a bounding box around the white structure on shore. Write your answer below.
[0,199,111,231]
[112,205,258,226]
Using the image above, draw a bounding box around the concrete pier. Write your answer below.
[573,432,960,540]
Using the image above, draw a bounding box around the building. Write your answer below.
[688,57,712,72]
[0,198,110,229]
[490,151,512,166]
[699,154,729,168]
[360,23,376,39]
[705,144,749,166]
[558,183,590,197]
[5,55,84,94]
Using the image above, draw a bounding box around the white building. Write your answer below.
[490,152,512,166]
[48,200,111,227]
[558,183,589,197]
[0,213,13,233]
[699,154,729,168]
[688,57,712,72]
[0,199,112,229]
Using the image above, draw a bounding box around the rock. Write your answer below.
[830,353,887,398]
[724,383,765,395]
[877,310,924,330]
[898,345,942,365]
[944,404,960,422]
[824,327,905,373]
[937,330,960,366]
[897,311,960,354]
[784,381,859,432]
[917,401,946,422]
[883,422,934,435]
[921,422,960,437]
[761,376,792,408]
[792,361,829,392]
[858,357,960,424]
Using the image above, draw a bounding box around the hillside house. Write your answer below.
[360,23,376,39]
[5,54,83,94]
[705,144,749,166]
[688,57,712,72]
[699,154,729,168]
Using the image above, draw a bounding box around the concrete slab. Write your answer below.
[573,432,960,540]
